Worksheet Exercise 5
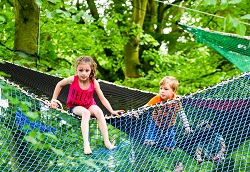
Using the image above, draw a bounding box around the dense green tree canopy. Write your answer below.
[1,0,249,95]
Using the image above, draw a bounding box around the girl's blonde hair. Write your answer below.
[159,76,179,92]
[75,56,97,80]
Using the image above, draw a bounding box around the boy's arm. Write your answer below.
[174,98,191,133]
[178,109,191,132]
[177,100,191,133]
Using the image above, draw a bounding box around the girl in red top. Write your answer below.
[51,56,124,154]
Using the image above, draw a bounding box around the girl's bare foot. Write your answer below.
[105,141,116,150]
[84,143,92,155]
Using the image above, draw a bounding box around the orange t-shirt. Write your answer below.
[147,94,178,128]
[147,94,175,105]
[147,95,163,106]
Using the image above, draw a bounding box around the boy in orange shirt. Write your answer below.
[144,76,191,152]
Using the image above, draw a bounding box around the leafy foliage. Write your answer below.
[1,0,248,93]
[118,44,241,95]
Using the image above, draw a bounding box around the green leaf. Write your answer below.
[81,159,102,172]
[228,0,242,4]
[0,71,9,77]
[77,10,94,21]
[229,17,239,27]
[72,15,80,22]
[77,10,85,17]
[35,0,42,6]
[63,11,71,18]
[220,0,228,10]
[36,132,45,141]
[236,23,246,36]
[241,14,250,20]
[24,136,38,144]
[30,130,38,137]
[83,13,95,21]
[26,111,39,120]
[202,0,217,6]
[56,9,64,14]
[43,143,51,149]
[22,124,31,130]
[0,15,6,24]
[221,0,227,4]
[44,132,58,141]
[51,147,64,156]
[46,10,53,19]
[48,0,60,3]
[67,6,78,13]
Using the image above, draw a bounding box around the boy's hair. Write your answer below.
[159,76,179,92]
[75,56,97,79]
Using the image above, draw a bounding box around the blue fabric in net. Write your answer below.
[15,110,56,134]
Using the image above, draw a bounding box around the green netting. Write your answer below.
[179,24,250,72]
[0,71,249,171]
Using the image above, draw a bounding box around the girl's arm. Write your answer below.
[94,79,124,115]
[51,76,74,109]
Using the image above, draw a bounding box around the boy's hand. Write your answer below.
[185,127,193,135]
[185,127,191,133]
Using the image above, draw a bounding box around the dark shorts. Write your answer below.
[69,104,96,113]
[69,107,75,113]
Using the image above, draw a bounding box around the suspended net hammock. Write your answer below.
[179,24,250,73]
[0,61,249,172]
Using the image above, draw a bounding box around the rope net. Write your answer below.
[179,24,250,73]
[0,62,250,171]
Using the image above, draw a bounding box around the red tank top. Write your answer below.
[66,75,96,109]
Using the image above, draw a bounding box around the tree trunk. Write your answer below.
[124,0,148,78]
[145,0,157,32]
[124,40,140,78]
[14,0,39,63]
[86,0,99,20]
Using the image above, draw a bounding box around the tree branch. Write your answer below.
[0,42,13,52]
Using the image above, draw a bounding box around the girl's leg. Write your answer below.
[89,105,115,150]
[73,106,92,154]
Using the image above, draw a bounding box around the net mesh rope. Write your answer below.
[179,24,250,73]
[0,61,249,171]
